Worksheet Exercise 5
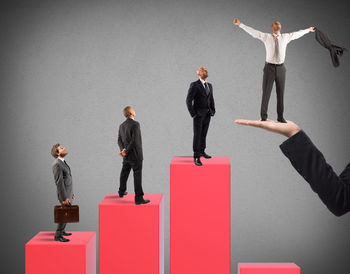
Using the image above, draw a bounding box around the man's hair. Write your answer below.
[51,143,60,158]
[123,106,133,118]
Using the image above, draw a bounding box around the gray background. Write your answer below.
[1,0,349,273]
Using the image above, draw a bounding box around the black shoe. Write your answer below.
[277,118,287,123]
[261,118,267,121]
[194,157,203,166]
[201,152,212,159]
[62,231,72,236]
[135,199,151,205]
[118,191,128,198]
[54,236,70,242]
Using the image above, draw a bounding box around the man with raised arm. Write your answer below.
[233,18,315,122]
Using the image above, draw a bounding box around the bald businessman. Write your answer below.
[118,106,150,205]
[235,119,350,216]
[186,67,216,166]
[234,18,315,122]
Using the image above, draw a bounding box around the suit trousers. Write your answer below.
[119,160,144,199]
[261,63,286,120]
[55,222,66,238]
[193,112,211,158]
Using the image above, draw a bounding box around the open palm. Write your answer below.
[235,119,300,138]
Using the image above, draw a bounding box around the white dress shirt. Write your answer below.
[199,78,208,88]
[239,23,310,64]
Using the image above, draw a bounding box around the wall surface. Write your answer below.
[1,0,349,273]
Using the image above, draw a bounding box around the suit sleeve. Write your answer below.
[53,164,67,201]
[186,83,196,117]
[286,28,310,42]
[210,84,216,115]
[118,125,124,151]
[280,130,350,216]
[125,123,140,154]
[239,23,267,42]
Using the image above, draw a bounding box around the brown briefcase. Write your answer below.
[54,205,79,223]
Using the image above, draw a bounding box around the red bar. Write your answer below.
[99,193,164,274]
[238,263,301,274]
[25,231,96,274]
[170,156,231,274]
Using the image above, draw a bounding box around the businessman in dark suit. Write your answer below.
[235,119,350,216]
[51,144,74,242]
[118,106,150,205]
[186,67,216,166]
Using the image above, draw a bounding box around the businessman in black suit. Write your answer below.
[235,119,350,216]
[186,67,216,166]
[118,106,150,205]
[51,144,75,242]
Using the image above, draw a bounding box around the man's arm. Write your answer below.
[117,126,124,151]
[53,164,67,202]
[186,83,196,117]
[280,130,350,216]
[234,18,267,41]
[235,119,350,216]
[210,84,215,115]
[286,27,315,42]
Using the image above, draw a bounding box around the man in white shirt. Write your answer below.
[233,18,315,122]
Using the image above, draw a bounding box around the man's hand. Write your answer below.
[120,148,126,157]
[235,119,300,138]
[72,194,75,200]
[192,114,197,118]
[233,18,241,26]
[309,27,316,32]
[62,198,70,205]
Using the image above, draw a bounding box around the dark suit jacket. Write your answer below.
[315,29,346,67]
[52,159,73,203]
[118,118,143,162]
[280,130,350,216]
[186,79,216,117]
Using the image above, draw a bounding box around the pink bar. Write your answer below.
[170,156,231,274]
[99,193,164,274]
[25,231,96,274]
[238,263,301,274]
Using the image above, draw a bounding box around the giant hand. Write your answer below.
[235,119,300,138]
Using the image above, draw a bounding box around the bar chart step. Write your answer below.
[99,193,164,274]
[170,156,231,274]
[25,231,96,274]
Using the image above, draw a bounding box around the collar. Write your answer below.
[199,78,207,85]
[272,32,281,37]
[58,157,65,162]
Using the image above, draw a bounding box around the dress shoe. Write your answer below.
[54,236,70,242]
[201,152,212,159]
[135,199,151,205]
[261,118,267,121]
[194,157,203,166]
[277,117,287,123]
[118,191,128,198]
[62,231,72,236]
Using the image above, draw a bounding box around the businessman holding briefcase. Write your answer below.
[51,144,77,242]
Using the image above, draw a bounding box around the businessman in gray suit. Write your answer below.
[51,144,75,242]
[118,106,150,205]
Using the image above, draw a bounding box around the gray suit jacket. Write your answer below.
[52,158,73,203]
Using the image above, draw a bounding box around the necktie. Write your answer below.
[204,82,209,96]
[274,35,280,63]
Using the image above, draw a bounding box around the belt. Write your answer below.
[265,62,284,66]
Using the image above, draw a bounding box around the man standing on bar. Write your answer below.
[233,18,315,122]
[186,66,216,166]
[51,144,74,242]
[118,106,150,205]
